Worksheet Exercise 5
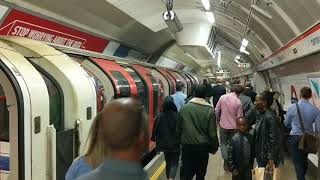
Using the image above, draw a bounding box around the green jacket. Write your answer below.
[177,98,219,152]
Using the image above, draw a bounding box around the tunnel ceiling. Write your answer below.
[7,0,320,74]
[105,0,320,74]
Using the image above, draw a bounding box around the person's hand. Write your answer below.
[266,160,275,169]
[232,169,239,176]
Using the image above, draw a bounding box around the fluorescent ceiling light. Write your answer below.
[251,4,272,19]
[241,38,249,47]
[206,11,215,24]
[217,51,221,68]
[201,0,211,10]
[240,46,250,55]
[240,46,246,52]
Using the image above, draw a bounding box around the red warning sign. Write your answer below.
[0,10,109,52]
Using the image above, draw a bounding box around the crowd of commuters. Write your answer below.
[65,79,320,180]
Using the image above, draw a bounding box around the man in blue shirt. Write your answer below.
[285,87,320,180]
[171,81,187,111]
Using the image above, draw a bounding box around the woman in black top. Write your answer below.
[254,91,282,168]
[151,96,180,180]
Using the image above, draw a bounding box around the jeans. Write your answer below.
[180,147,209,180]
[164,151,180,179]
[219,127,237,161]
[288,135,308,180]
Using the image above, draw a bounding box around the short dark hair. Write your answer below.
[194,85,207,98]
[259,91,274,108]
[245,82,252,88]
[300,87,312,99]
[176,81,185,91]
[233,85,245,95]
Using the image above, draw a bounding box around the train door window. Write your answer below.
[39,73,64,132]
[0,84,8,142]
[86,70,105,112]
[123,67,147,107]
[111,71,131,97]
[147,74,159,117]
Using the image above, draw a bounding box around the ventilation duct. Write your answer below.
[175,23,216,63]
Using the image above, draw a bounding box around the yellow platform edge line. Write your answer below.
[150,162,166,180]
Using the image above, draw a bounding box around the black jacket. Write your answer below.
[211,84,226,107]
[227,132,254,171]
[244,89,257,104]
[254,109,281,165]
[151,96,179,152]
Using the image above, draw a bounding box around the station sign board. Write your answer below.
[238,63,250,68]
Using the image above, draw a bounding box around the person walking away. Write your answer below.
[203,79,213,103]
[211,80,226,108]
[66,112,106,180]
[77,97,149,180]
[177,85,219,180]
[171,81,187,111]
[215,85,243,171]
[151,96,180,180]
[238,85,256,127]
[284,87,320,180]
[228,117,254,180]
[254,91,281,169]
[244,82,257,103]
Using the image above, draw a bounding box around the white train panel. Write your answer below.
[0,40,50,180]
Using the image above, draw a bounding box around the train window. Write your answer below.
[0,85,9,141]
[40,73,64,132]
[124,67,146,99]
[111,71,131,97]
[123,67,149,116]
[85,70,105,112]
[147,74,159,117]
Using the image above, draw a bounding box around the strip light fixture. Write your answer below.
[234,55,240,64]
[206,12,215,24]
[201,0,211,10]
[217,51,221,68]
[239,38,250,55]
[241,38,249,47]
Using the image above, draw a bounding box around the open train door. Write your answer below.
[0,41,50,180]
[0,37,97,180]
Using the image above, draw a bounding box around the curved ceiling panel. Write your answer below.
[9,0,320,74]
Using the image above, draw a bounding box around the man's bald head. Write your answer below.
[101,97,147,150]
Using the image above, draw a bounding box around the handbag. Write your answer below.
[295,103,319,154]
[253,166,280,180]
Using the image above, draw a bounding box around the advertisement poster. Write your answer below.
[308,76,320,108]
[0,9,109,52]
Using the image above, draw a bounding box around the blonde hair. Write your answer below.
[84,112,107,168]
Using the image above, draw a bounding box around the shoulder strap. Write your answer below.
[295,103,305,133]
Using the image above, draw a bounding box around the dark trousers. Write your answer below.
[164,151,180,179]
[180,147,209,180]
[232,169,252,180]
[219,127,237,161]
[288,135,308,180]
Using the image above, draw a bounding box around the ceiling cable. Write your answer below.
[243,0,255,37]
[166,0,174,11]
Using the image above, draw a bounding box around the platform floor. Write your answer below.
[160,150,317,180]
